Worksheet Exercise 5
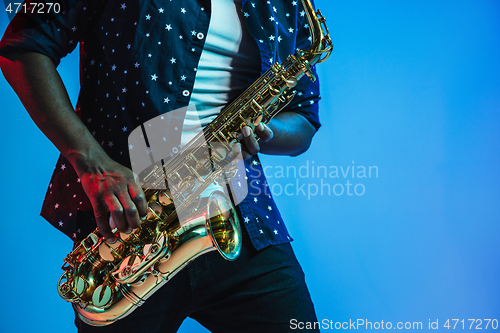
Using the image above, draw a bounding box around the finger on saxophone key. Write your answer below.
[242,126,252,138]
[255,123,274,142]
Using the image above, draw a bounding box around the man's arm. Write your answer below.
[0,52,148,243]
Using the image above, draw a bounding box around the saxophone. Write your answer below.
[57,0,332,326]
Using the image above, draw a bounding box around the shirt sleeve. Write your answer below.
[284,65,321,131]
[0,0,103,66]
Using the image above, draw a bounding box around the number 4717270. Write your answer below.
[5,2,61,14]
[443,319,498,330]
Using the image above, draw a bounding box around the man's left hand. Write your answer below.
[236,123,274,160]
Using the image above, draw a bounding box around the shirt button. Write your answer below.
[196,32,204,40]
[182,90,190,96]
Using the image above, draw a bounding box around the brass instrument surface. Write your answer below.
[57,0,332,326]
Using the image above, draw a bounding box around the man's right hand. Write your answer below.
[76,156,149,244]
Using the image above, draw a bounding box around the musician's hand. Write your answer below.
[77,157,148,243]
[235,123,274,160]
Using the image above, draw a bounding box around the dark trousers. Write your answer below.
[75,226,319,333]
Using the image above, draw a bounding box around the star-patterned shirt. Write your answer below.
[0,0,321,250]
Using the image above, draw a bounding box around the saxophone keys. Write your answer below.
[269,85,281,96]
[115,256,142,281]
[143,233,167,259]
[210,143,228,162]
[304,67,317,82]
[253,114,263,127]
[92,284,114,308]
[99,239,123,262]
[119,229,140,242]
[158,191,173,206]
[121,265,133,277]
[121,256,141,269]
[149,193,158,201]
[81,232,100,251]
[74,276,88,296]
[147,201,163,220]
[286,77,298,88]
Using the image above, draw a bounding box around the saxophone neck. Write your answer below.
[298,0,333,66]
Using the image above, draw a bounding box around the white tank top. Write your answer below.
[181,0,261,146]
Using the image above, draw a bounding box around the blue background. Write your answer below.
[1,0,499,331]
